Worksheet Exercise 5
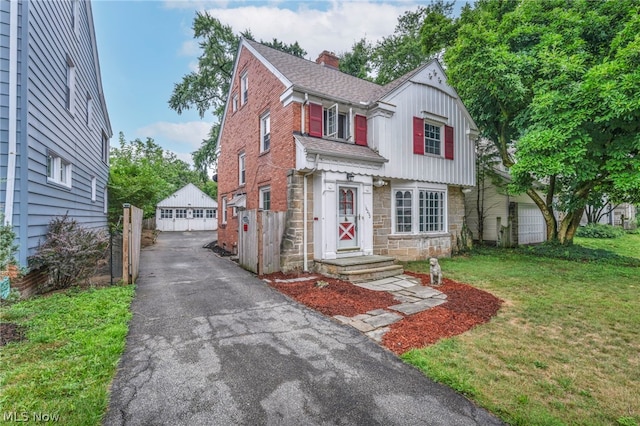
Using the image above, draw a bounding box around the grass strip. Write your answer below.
[1,285,135,425]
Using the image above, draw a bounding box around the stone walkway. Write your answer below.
[266,274,447,343]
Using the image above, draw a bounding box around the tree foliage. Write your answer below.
[108,133,210,223]
[339,38,373,80]
[444,0,640,244]
[169,13,307,174]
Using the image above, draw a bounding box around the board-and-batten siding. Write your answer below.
[372,78,475,187]
[5,0,110,266]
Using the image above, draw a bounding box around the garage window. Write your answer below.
[175,209,187,219]
[193,209,203,218]
[206,209,216,219]
[160,209,173,219]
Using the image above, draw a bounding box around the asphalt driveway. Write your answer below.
[103,231,503,426]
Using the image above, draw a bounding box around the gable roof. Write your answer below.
[157,183,218,208]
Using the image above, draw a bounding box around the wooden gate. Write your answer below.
[238,210,286,275]
[123,204,143,284]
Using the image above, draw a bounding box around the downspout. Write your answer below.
[303,153,319,271]
[4,0,18,225]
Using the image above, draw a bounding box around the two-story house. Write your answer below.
[1,0,111,294]
[217,38,477,274]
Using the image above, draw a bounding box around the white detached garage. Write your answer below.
[156,183,218,231]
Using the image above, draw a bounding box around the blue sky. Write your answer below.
[91,1,446,165]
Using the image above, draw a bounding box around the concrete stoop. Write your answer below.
[314,255,404,283]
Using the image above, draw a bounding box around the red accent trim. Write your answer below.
[309,103,323,137]
[444,125,454,160]
[413,117,424,155]
[355,115,367,146]
[339,223,355,240]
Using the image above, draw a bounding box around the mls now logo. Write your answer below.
[3,412,60,422]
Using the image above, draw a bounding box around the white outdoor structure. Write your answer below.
[156,183,218,231]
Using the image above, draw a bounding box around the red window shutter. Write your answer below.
[309,103,323,137]
[444,125,454,160]
[355,115,367,146]
[413,117,424,155]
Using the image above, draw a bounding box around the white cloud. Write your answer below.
[136,121,213,151]
[166,1,417,60]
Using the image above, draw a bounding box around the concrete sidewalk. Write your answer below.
[103,231,504,425]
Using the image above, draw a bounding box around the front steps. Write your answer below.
[314,255,404,283]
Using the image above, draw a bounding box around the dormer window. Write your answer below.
[309,102,365,144]
[323,104,348,140]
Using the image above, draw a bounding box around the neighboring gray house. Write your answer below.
[1,0,111,272]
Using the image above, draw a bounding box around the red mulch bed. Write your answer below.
[263,271,502,355]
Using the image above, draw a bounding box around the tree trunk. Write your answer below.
[557,206,585,245]
[526,188,558,242]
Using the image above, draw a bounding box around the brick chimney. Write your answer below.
[316,50,339,69]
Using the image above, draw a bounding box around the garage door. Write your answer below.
[518,204,546,245]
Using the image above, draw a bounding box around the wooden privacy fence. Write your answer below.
[123,203,143,284]
[238,210,286,275]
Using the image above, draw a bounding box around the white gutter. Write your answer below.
[4,0,18,225]
[302,153,319,271]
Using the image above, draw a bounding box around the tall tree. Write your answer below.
[108,133,202,223]
[169,13,306,174]
[444,0,640,244]
[339,38,373,80]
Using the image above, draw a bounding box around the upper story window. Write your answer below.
[238,152,246,185]
[102,132,109,164]
[323,104,349,140]
[240,72,248,105]
[65,56,76,112]
[413,116,454,160]
[260,112,271,152]
[232,94,238,112]
[47,152,72,188]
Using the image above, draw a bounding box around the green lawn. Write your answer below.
[575,233,640,260]
[403,237,640,426]
[0,285,134,425]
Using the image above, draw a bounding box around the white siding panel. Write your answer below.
[374,73,476,186]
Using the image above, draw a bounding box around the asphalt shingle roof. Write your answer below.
[294,134,387,164]
[246,39,396,105]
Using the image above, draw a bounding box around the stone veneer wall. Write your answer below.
[372,185,466,261]
[280,170,314,272]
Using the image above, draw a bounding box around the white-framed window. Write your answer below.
[323,104,349,140]
[91,176,97,201]
[238,152,246,185]
[102,132,109,164]
[86,95,93,127]
[259,186,271,211]
[160,208,173,219]
[65,56,76,112]
[260,112,270,152]
[232,94,238,112]
[222,197,227,224]
[72,0,79,36]
[175,209,187,219]
[240,72,248,105]
[193,209,203,218]
[424,122,442,156]
[206,209,216,219]
[232,206,238,217]
[103,186,108,214]
[46,152,72,188]
[393,186,447,234]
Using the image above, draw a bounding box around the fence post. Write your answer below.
[122,204,131,283]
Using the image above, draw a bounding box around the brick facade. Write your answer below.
[217,47,300,252]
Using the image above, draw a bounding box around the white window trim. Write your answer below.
[259,186,271,211]
[102,132,109,164]
[423,121,443,157]
[160,208,173,219]
[175,209,187,219]
[260,112,270,152]
[240,72,248,105]
[86,95,93,127]
[322,104,350,141]
[232,94,238,112]
[222,197,227,224]
[238,152,246,186]
[206,209,216,219]
[47,152,73,188]
[65,56,76,112]
[391,183,448,235]
[91,176,97,201]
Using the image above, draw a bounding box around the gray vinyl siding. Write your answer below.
[1,1,10,202]
[2,0,110,267]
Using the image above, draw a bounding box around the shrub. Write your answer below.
[576,223,626,239]
[0,215,18,273]
[30,215,109,290]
